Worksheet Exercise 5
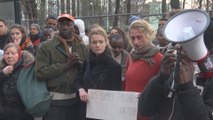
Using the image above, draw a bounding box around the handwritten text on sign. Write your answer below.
[86,89,139,120]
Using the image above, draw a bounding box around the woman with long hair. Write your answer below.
[75,25,121,120]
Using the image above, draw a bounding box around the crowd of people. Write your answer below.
[0,8,213,120]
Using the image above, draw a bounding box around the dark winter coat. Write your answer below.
[75,51,121,91]
[138,73,213,120]
[0,32,10,49]
[75,50,122,120]
[35,35,87,94]
[0,51,34,120]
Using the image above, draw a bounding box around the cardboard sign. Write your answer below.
[86,89,139,120]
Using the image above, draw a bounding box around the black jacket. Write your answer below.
[0,33,10,50]
[0,51,34,120]
[75,52,121,91]
[138,73,213,120]
[75,51,122,120]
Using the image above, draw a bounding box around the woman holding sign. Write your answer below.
[75,25,121,120]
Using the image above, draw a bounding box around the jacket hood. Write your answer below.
[0,50,34,70]
[74,19,89,45]
[74,19,86,36]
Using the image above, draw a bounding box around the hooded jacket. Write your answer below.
[74,19,89,45]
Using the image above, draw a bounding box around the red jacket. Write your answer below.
[124,52,163,120]
[124,52,163,92]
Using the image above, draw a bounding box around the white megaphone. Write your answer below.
[163,9,210,62]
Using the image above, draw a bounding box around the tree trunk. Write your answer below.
[77,0,80,16]
[21,0,38,24]
[66,0,70,14]
[57,0,60,15]
[206,0,209,10]
[72,0,76,16]
[39,0,46,27]
[113,0,120,26]
[170,0,180,9]
[61,0,65,13]
[182,0,186,9]
[126,0,131,24]
[162,0,166,18]
[198,0,202,9]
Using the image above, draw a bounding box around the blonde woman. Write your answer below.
[75,25,121,120]
[124,19,163,120]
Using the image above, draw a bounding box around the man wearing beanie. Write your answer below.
[35,14,87,120]
[29,23,42,46]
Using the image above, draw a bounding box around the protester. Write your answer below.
[152,18,168,46]
[138,10,213,120]
[156,26,173,54]
[10,24,34,54]
[0,18,10,49]
[75,25,121,120]
[109,26,132,52]
[124,19,163,120]
[35,13,87,120]
[45,15,58,31]
[109,34,129,88]
[41,25,55,42]
[74,19,89,46]
[138,48,213,120]
[0,43,34,120]
[158,18,167,28]
[128,15,140,25]
[29,23,42,46]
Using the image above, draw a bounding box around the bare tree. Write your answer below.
[170,0,180,9]
[21,0,38,24]
[182,0,186,9]
[66,0,70,14]
[72,0,76,16]
[57,0,60,15]
[162,0,167,18]
[77,0,80,17]
[113,0,120,26]
[38,0,47,26]
[126,0,131,24]
[61,0,65,13]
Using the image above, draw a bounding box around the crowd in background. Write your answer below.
[0,8,213,120]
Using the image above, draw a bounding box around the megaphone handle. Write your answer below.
[174,48,182,83]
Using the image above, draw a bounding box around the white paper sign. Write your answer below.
[86,89,139,120]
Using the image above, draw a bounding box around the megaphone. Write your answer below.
[163,9,210,61]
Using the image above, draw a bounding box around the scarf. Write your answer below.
[57,35,72,55]
[89,48,112,68]
[19,36,32,50]
[84,49,112,89]
[131,43,159,65]
[57,34,83,55]
[29,33,42,43]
